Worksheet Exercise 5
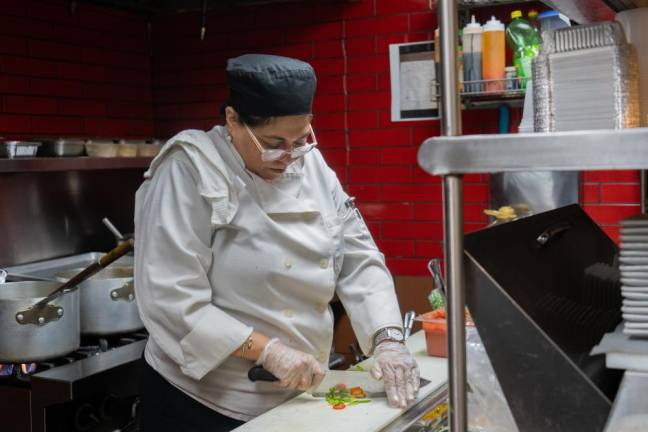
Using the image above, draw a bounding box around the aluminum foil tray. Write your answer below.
[533,21,641,132]
[4,252,134,281]
[0,141,41,159]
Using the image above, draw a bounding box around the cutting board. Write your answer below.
[232,331,447,432]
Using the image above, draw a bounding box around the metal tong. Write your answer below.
[427,258,447,304]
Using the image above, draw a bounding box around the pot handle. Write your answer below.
[15,239,134,326]
[110,281,135,302]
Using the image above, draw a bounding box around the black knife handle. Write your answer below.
[248,366,278,382]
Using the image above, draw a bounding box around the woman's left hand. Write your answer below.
[370,341,420,409]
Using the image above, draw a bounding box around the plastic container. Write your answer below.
[538,10,571,35]
[518,80,535,132]
[506,10,540,88]
[528,9,540,31]
[462,15,483,93]
[420,309,447,357]
[85,140,118,158]
[116,143,138,157]
[137,143,161,157]
[482,16,505,92]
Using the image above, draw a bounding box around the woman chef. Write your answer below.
[134,54,420,431]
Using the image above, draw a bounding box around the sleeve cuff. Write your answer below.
[179,306,253,380]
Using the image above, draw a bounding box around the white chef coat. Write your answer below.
[134,125,403,421]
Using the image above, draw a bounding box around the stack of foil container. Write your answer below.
[533,21,641,132]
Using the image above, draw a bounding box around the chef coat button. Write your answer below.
[319,258,329,269]
[319,351,328,362]
[283,257,293,269]
[283,308,294,318]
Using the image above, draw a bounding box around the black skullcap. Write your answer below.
[226,54,317,117]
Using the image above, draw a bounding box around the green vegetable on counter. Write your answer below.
[428,290,445,311]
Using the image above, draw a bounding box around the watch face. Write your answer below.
[387,328,404,341]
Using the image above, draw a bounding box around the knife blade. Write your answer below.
[309,372,432,398]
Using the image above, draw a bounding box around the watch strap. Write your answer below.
[371,326,404,353]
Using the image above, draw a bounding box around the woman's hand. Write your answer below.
[370,341,420,408]
[257,338,325,391]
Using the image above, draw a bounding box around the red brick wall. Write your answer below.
[0,0,153,138]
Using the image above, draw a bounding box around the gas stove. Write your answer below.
[0,332,147,432]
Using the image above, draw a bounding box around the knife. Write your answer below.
[308,373,432,398]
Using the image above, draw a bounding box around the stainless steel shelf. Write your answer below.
[459,0,536,7]
[418,127,648,176]
[0,157,153,173]
[459,0,618,24]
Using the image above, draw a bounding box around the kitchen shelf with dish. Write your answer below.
[0,138,160,172]
[0,156,154,173]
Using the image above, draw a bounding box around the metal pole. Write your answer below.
[641,170,646,214]
[438,1,467,431]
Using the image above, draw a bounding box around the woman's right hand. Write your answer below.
[257,338,325,391]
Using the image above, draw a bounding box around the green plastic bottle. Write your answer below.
[506,10,540,88]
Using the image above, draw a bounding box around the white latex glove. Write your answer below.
[257,338,325,391]
[371,341,420,408]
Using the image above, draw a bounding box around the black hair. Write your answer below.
[219,101,273,127]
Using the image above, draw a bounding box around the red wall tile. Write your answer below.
[376,239,416,257]
[349,149,381,165]
[383,222,443,240]
[584,204,640,225]
[346,16,409,37]
[358,203,414,221]
[583,184,600,204]
[376,0,430,16]
[415,241,444,258]
[385,258,430,276]
[349,166,412,184]
[600,184,641,204]
[349,128,411,147]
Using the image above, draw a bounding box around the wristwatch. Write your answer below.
[372,327,404,352]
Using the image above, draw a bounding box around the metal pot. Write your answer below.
[57,267,143,335]
[0,281,80,363]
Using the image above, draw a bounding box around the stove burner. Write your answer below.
[0,362,37,381]
[0,332,148,386]
[0,364,14,377]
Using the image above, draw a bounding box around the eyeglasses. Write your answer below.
[245,124,318,162]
